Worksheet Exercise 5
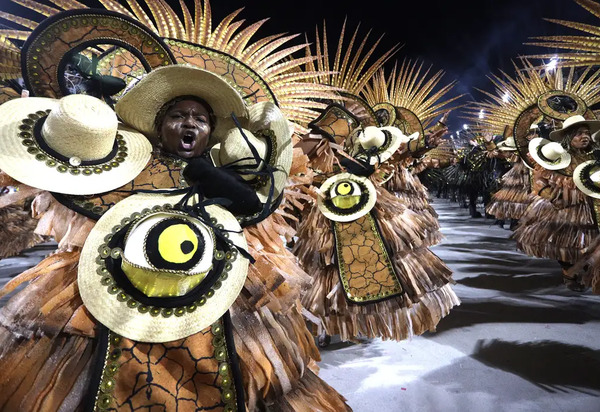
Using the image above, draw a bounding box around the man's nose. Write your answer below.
[182,116,196,128]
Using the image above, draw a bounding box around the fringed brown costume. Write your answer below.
[0,1,351,410]
[486,157,533,221]
[513,155,598,263]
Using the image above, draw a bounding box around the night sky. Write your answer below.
[2,0,596,131]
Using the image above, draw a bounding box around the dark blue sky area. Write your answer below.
[2,0,596,131]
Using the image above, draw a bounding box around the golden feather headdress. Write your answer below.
[362,60,463,132]
[0,0,339,132]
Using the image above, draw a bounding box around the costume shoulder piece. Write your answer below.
[0,6,176,103]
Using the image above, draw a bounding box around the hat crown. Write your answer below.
[541,142,567,160]
[221,128,267,178]
[591,170,600,183]
[42,94,118,161]
[561,115,587,130]
[359,126,386,149]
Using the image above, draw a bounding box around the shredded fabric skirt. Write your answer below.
[512,195,598,263]
[294,185,459,342]
[0,193,351,411]
[385,162,442,246]
[567,233,600,294]
[486,161,532,220]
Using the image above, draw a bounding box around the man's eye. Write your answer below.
[195,117,207,122]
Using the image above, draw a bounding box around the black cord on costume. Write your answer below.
[214,113,280,223]
[174,182,255,263]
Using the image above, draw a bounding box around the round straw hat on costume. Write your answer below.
[574,160,600,199]
[78,192,249,342]
[497,136,517,151]
[529,137,572,170]
[210,101,292,204]
[115,65,247,140]
[548,115,600,142]
[347,126,413,165]
[317,172,377,222]
[0,94,151,195]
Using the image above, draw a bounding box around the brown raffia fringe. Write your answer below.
[486,161,532,220]
[0,204,45,259]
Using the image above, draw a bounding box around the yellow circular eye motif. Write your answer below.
[336,182,353,196]
[330,179,362,210]
[122,213,214,275]
[157,223,198,264]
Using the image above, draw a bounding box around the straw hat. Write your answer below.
[548,115,600,142]
[0,94,151,195]
[115,65,247,139]
[78,192,249,342]
[317,172,377,222]
[347,126,413,165]
[497,136,517,151]
[210,102,292,204]
[529,137,572,170]
[574,160,600,199]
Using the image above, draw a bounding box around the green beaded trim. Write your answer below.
[97,205,238,318]
[212,320,238,411]
[94,321,237,411]
[19,112,129,174]
[94,332,123,411]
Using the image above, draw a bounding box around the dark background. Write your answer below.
[2,0,595,132]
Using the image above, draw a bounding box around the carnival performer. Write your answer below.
[566,148,600,293]
[291,24,459,343]
[513,115,600,290]
[485,132,534,230]
[0,4,351,411]
[362,64,462,245]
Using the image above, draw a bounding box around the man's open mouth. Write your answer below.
[180,132,196,151]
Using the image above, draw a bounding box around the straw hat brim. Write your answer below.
[78,192,248,342]
[317,173,377,222]
[364,127,410,165]
[528,137,571,170]
[574,161,600,199]
[115,65,247,139]
[497,140,517,151]
[0,97,152,195]
[548,119,600,142]
[211,102,292,203]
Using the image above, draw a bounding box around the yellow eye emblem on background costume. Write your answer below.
[331,180,362,209]
[157,223,199,265]
[317,172,378,223]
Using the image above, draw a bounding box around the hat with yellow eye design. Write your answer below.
[78,192,249,343]
[317,172,377,222]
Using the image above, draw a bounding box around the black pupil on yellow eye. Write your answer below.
[181,240,194,254]
[335,182,353,196]
[146,218,205,271]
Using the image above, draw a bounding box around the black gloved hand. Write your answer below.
[183,156,262,215]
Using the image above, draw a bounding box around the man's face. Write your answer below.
[571,125,591,150]
[160,100,212,158]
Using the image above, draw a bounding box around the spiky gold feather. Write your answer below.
[304,19,400,95]
[527,0,600,67]
[362,60,464,129]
